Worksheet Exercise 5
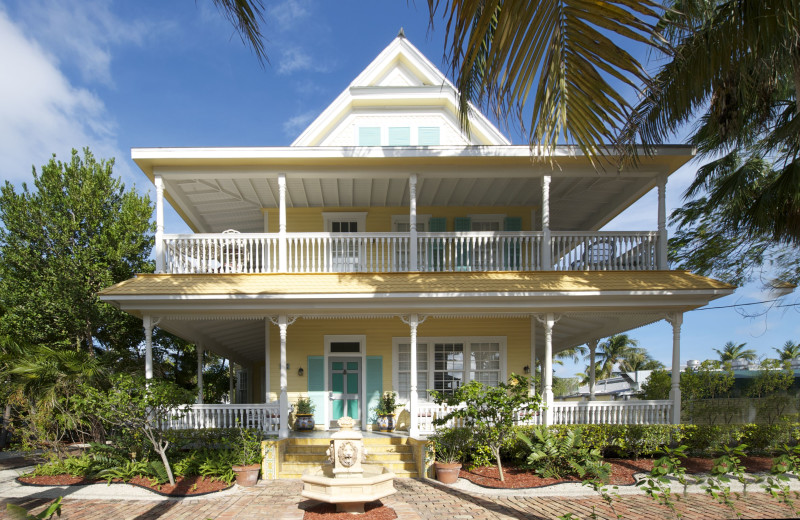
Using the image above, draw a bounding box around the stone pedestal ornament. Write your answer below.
[301,416,396,513]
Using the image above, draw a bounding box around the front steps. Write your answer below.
[277,436,420,479]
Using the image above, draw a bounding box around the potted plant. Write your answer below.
[429,427,469,484]
[294,396,316,431]
[231,427,262,487]
[374,391,399,432]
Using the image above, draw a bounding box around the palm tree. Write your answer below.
[713,341,757,363]
[623,0,800,248]
[619,351,664,372]
[595,334,642,380]
[210,0,268,65]
[427,0,663,164]
[555,345,587,365]
[774,341,800,361]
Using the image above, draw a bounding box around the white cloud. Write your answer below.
[11,0,157,86]
[268,0,311,29]
[278,47,315,75]
[283,110,318,137]
[0,9,126,185]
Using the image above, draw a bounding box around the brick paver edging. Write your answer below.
[1,478,798,519]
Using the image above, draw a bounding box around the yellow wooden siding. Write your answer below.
[250,317,531,401]
[262,205,536,233]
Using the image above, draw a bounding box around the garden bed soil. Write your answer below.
[17,474,231,496]
[303,501,396,520]
[458,456,776,489]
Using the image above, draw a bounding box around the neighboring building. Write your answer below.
[572,370,656,401]
[99,34,734,438]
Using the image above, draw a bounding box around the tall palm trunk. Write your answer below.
[0,404,11,448]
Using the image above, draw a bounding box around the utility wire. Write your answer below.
[694,299,800,311]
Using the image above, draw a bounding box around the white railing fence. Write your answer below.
[415,399,672,434]
[160,231,661,274]
[165,403,280,433]
[163,234,279,274]
[551,231,659,271]
[285,233,410,273]
[417,232,543,272]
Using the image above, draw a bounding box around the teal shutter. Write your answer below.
[454,217,472,271]
[427,217,446,271]
[359,127,380,146]
[307,356,325,424]
[366,356,383,425]
[504,217,522,270]
[388,127,410,146]
[418,127,440,146]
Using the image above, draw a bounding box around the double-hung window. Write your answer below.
[394,337,506,402]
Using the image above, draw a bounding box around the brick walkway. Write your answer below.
[1,478,797,520]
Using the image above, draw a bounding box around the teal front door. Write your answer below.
[329,358,361,427]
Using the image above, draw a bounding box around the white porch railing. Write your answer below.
[286,232,411,272]
[160,231,660,274]
[165,403,280,434]
[417,232,544,272]
[551,231,659,271]
[415,400,672,434]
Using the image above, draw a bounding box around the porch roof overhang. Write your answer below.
[100,272,732,364]
[132,144,694,234]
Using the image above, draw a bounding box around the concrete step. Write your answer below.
[278,462,418,479]
[284,452,413,463]
[285,444,413,455]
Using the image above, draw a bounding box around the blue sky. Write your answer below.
[1,0,797,375]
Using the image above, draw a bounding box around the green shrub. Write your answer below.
[517,426,609,480]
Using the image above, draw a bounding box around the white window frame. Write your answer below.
[392,336,507,403]
[391,214,432,232]
[322,212,368,232]
[467,214,506,231]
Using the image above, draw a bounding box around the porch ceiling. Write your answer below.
[100,271,732,364]
[133,145,694,233]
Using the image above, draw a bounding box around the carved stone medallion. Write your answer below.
[337,441,358,468]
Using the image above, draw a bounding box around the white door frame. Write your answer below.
[324,335,367,430]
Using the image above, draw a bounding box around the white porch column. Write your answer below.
[278,173,288,273]
[229,360,235,404]
[408,314,419,437]
[278,314,290,438]
[409,174,418,271]
[154,176,164,273]
[657,174,668,270]
[264,320,271,403]
[588,339,598,401]
[143,315,154,381]
[530,316,537,394]
[196,343,204,404]
[541,176,552,270]
[668,312,683,424]
[541,313,555,425]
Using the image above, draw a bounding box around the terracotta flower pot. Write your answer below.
[434,462,462,484]
[232,463,261,487]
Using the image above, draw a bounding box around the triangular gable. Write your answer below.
[292,35,510,147]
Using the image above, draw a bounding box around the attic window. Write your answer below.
[388,127,410,146]
[418,127,440,146]
[358,127,381,146]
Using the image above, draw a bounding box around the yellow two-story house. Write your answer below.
[100,34,733,440]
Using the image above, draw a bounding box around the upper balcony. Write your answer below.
[160,230,661,274]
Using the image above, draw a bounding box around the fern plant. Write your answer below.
[517,426,609,480]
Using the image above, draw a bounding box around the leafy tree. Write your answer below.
[774,341,800,361]
[77,374,193,485]
[427,0,663,163]
[637,368,672,400]
[714,341,757,363]
[624,0,800,281]
[430,374,540,482]
[746,359,795,424]
[680,360,735,401]
[0,148,154,353]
